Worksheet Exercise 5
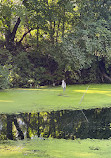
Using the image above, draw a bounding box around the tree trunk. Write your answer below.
[37,26,39,48]
[5,17,21,51]
[99,58,111,83]
[49,21,55,44]
[62,7,65,39]
[56,20,60,43]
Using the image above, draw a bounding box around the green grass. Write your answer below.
[0,84,111,113]
[0,137,111,158]
[1,84,111,158]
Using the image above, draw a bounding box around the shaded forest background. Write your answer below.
[0,0,111,89]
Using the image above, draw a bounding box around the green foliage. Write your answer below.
[0,0,111,86]
[58,0,111,83]
[0,49,11,65]
[10,51,33,87]
[0,65,9,89]
[62,33,94,71]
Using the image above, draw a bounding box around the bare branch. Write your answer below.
[18,28,33,44]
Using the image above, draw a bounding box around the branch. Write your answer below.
[18,28,33,44]
[11,17,21,41]
[23,0,28,4]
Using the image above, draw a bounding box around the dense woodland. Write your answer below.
[0,0,111,89]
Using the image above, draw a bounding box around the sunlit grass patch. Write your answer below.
[74,152,96,157]
[0,100,14,102]
[74,90,110,94]
[0,143,24,158]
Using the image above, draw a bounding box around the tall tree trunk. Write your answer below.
[5,17,21,51]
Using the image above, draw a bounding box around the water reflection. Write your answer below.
[0,107,111,140]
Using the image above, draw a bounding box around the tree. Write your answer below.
[22,0,76,84]
[0,0,111,86]
[0,0,33,52]
[61,0,111,82]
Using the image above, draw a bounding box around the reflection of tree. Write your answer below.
[0,115,7,140]
[50,111,56,138]
[22,108,111,140]
[21,112,41,138]
[23,113,31,138]
[76,108,111,139]
[13,115,24,140]
[0,108,111,140]
[7,115,13,140]
[37,113,40,137]
[46,111,56,138]
[7,115,24,140]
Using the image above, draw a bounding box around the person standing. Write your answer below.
[62,80,66,92]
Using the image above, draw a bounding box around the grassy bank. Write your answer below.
[0,137,111,158]
[0,84,111,113]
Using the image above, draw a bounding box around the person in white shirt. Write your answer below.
[62,80,66,92]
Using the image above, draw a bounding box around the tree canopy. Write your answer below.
[0,0,111,88]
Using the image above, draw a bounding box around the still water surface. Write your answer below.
[0,107,111,140]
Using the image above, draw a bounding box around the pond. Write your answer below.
[0,107,111,140]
